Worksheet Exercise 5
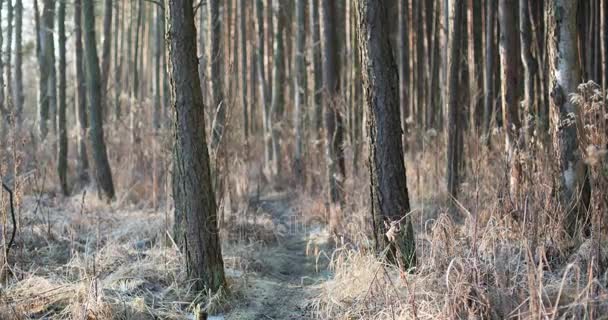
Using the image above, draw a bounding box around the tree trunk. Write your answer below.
[483,0,495,139]
[547,0,591,236]
[446,0,465,199]
[57,0,68,196]
[82,0,115,201]
[100,0,113,118]
[322,0,345,207]
[520,0,537,144]
[209,0,225,150]
[153,5,162,130]
[166,0,226,293]
[499,0,522,198]
[130,0,143,144]
[13,0,23,124]
[293,0,306,181]
[427,0,441,130]
[0,2,5,131]
[240,0,248,140]
[5,0,13,123]
[256,0,272,167]
[310,0,322,138]
[269,0,285,177]
[74,0,89,184]
[399,0,410,150]
[602,0,608,90]
[357,0,416,271]
[114,0,123,121]
[36,0,56,139]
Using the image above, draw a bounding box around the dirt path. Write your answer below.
[225,192,331,319]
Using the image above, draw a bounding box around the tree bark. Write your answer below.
[547,0,591,236]
[57,0,68,195]
[269,0,285,177]
[82,0,116,201]
[293,0,306,181]
[322,0,345,206]
[100,0,113,118]
[74,0,89,185]
[399,0,409,150]
[166,0,226,293]
[5,0,13,122]
[520,0,537,144]
[357,0,416,271]
[446,0,465,199]
[310,0,322,138]
[483,0,495,138]
[13,0,23,124]
[256,0,272,166]
[209,0,225,150]
[153,5,162,130]
[499,0,522,198]
[240,0,248,140]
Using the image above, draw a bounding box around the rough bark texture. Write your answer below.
[256,0,272,166]
[357,0,416,270]
[74,0,89,184]
[5,0,13,121]
[166,0,226,293]
[13,0,23,124]
[499,0,522,198]
[269,0,285,177]
[82,0,115,201]
[209,0,225,150]
[310,0,322,138]
[114,0,121,121]
[322,0,345,206]
[294,0,306,181]
[446,0,465,199]
[58,0,68,195]
[547,0,591,236]
[37,0,56,139]
[603,0,608,90]
[153,5,162,130]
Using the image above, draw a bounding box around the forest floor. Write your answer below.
[224,192,332,319]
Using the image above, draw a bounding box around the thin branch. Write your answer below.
[143,0,164,10]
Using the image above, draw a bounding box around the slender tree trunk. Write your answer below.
[256,0,272,166]
[74,0,89,184]
[57,0,68,195]
[483,0,495,139]
[0,2,5,131]
[166,0,226,293]
[82,0,116,201]
[5,0,13,119]
[446,0,465,199]
[294,0,306,181]
[322,0,345,207]
[100,0,113,119]
[499,0,522,198]
[602,0,608,90]
[520,0,537,144]
[46,0,57,135]
[427,0,441,130]
[547,0,591,236]
[269,0,285,177]
[357,0,416,271]
[240,0,248,140]
[130,0,143,144]
[153,5,162,130]
[114,0,122,121]
[399,0,409,150]
[36,0,56,139]
[209,0,225,149]
[13,0,23,124]
[310,0,322,138]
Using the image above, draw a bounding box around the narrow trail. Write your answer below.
[226,192,331,319]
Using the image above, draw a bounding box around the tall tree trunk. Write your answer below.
[547,0,591,236]
[399,0,410,150]
[5,0,13,120]
[427,0,441,130]
[293,0,306,181]
[483,0,495,139]
[0,1,5,131]
[310,0,322,138]
[74,0,89,184]
[114,0,122,121]
[13,0,23,124]
[240,0,248,140]
[269,0,285,177]
[37,0,56,139]
[100,0,113,119]
[499,0,522,198]
[602,0,608,90]
[130,0,143,144]
[82,0,116,201]
[357,0,416,271]
[209,0,225,149]
[520,0,537,144]
[446,0,465,199]
[322,0,345,207]
[166,0,226,293]
[153,5,162,130]
[256,0,272,166]
[57,0,68,195]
